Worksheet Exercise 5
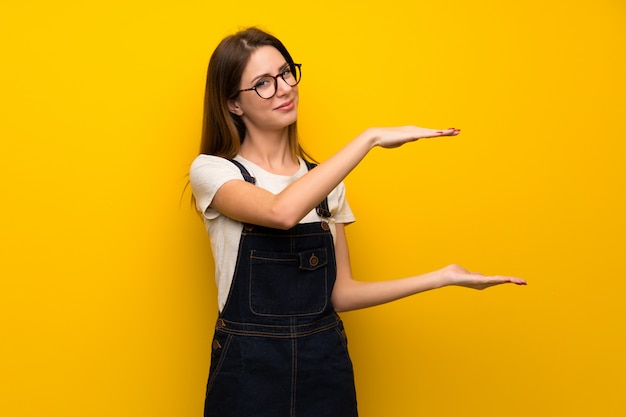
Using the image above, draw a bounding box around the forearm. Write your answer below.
[331,270,448,312]
[272,131,377,227]
[274,126,456,227]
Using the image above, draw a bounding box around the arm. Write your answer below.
[211,127,459,229]
[331,224,526,312]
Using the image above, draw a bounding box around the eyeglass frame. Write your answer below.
[237,63,302,99]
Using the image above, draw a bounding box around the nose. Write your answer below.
[275,76,293,96]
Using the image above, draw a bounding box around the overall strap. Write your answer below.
[229,159,256,184]
[303,161,333,219]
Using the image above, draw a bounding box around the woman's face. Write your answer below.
[228,46,299,134]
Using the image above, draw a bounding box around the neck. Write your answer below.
[239,128,299,175]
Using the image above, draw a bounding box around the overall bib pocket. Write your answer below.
[249,248,329,316]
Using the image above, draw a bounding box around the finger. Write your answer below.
[493,275,527,285]
[434,128,461,137]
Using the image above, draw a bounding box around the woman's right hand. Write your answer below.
[367,126,460,148]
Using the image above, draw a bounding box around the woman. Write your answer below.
[190,27,525,417]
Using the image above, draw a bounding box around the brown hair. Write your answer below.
[199,27,314,162]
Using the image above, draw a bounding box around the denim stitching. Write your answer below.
[205,332,233,394]
[290,319,297,417]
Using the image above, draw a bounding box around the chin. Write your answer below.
[281,112,298,127]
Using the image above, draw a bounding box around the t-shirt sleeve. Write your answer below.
[332,181,356,225]
[189,155,243,220]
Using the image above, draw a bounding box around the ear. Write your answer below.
[227,99,244,116]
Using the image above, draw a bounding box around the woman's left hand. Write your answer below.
[441,264,527,290]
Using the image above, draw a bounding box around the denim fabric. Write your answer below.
[204,222,358,417]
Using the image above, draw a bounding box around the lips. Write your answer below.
[274,100,295,111]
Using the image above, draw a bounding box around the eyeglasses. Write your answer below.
[238,63,302,99]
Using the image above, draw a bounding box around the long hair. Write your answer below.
[200,27,314,162]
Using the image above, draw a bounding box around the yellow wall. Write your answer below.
[2,1,625,416]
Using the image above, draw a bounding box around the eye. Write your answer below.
[255,77,272,90]
[280,67,292,78]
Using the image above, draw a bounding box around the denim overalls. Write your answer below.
[204,160,358,417]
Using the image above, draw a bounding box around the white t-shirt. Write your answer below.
[189,154,355,311]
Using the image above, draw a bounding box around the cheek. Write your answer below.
[240,97,271,115]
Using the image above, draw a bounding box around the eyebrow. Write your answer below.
[249,62,289,84]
